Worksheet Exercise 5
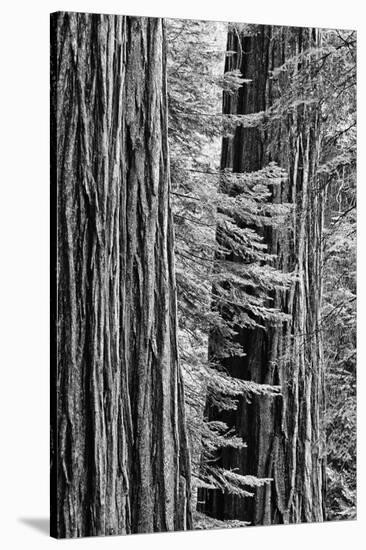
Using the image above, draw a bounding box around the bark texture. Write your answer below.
[200,25,325,525]
[50,12,191,538]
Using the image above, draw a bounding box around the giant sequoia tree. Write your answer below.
[200,25,326,525]
[51,12,191,538]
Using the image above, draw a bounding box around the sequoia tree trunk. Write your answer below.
[50,12,192,538]
[200,25,325,525]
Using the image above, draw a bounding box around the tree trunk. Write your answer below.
[200,25,325,525]
[50,12,192,538]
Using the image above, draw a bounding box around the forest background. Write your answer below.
[0,1,364,550]
[167,16,355,526]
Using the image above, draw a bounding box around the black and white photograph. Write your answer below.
[1,1,364,548]
[49,10,357,539]
[48,9,359,540]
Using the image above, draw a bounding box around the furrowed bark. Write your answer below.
[50,12,192,538]
[199,25,325,525]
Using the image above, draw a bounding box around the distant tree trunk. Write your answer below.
[200,25,325,525]
[50,12,192,538]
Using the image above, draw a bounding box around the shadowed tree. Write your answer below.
[200,24,326,525]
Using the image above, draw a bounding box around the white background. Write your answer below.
[0,0,364,547]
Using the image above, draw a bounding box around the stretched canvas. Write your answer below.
[50,11,356,538]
